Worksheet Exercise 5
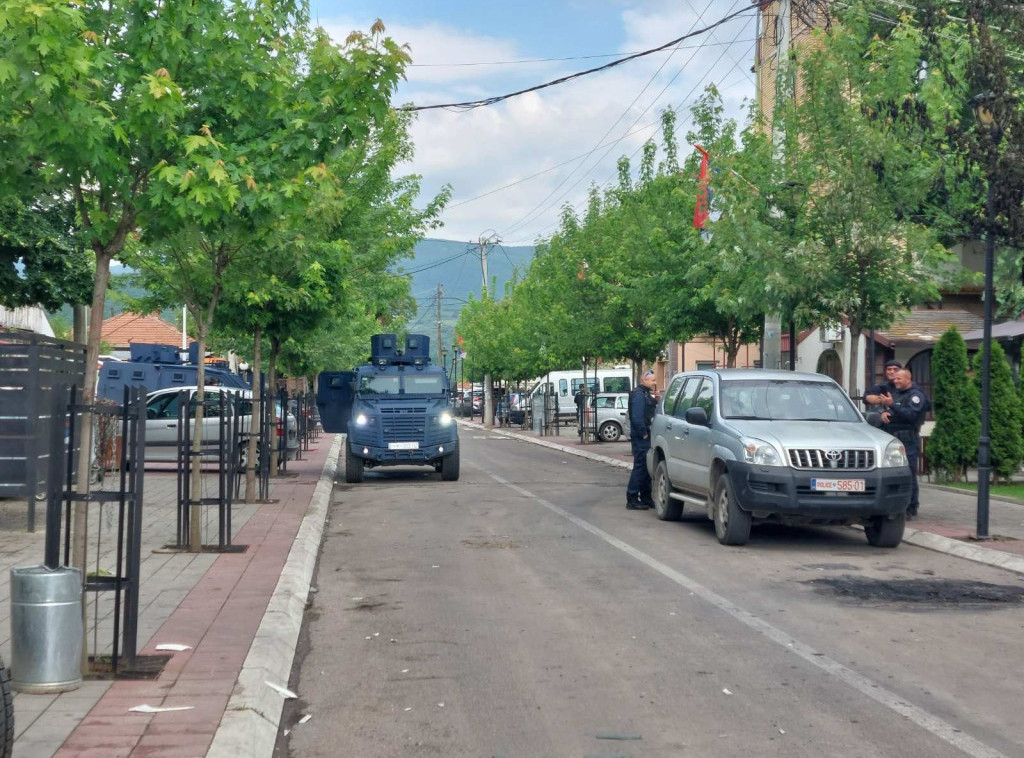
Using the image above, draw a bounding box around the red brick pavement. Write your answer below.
[54,442,332,758]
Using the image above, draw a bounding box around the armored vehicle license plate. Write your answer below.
[811,478,865,492]
[388,441,420,450]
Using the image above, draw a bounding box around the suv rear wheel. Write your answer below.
[713,473,751,546]
[653,460,682,521]
[864,512,905,548]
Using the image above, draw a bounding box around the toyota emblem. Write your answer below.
[825,449,842,461]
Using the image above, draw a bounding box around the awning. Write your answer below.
[961,320,1024,342]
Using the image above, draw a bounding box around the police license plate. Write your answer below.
[388,441,419,450]
[811,478,865,492]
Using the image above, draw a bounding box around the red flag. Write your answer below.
[693,145,710,229]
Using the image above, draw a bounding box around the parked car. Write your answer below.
[591,392,631,442]
[647,370,913,547]
[144,386,299,463]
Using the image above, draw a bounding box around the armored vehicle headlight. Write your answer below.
[355,413,368,426]
[881,439,908,468]
[438,411,453,427]
[740,437,783,466]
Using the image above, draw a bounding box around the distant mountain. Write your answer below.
[400,238,535,351]
[67,240,536,356]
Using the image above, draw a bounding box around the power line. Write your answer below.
[408,38,757,67]
[500,0,724,238]
[503,18,757,241]
[400,3,760,112]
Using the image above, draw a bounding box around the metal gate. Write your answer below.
[43,385,145,673]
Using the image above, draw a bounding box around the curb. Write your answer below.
[923,481,1024,507]
[463,421,1024,577]
[207,433,342,758]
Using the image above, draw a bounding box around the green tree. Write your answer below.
[928,327,980,482]
[972,340,1022,481]
[0,196,93,311]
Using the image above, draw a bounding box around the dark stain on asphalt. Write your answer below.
[803,563,861,571]
[461,537,522,549]
[809,576,1024,608]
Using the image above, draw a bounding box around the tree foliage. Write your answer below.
[972,340,1022,481]
[928,328,980,482]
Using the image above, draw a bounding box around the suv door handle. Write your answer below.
[166,423,176,428]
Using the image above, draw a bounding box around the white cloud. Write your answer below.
[318,2,757,244]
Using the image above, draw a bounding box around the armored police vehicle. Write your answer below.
[317,334,459,483]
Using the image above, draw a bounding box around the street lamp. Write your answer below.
[972,92,1012,540]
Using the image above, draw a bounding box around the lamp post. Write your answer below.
[973,93,1009,540]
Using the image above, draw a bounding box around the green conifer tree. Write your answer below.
[972,341,1023,482]
[929,328,980,482]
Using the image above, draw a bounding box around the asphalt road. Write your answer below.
[277,429,1024,758]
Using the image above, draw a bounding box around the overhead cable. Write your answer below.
[400,3,760,112]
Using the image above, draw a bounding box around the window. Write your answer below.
[359,375,400,395]
[131,369,145,380]
[406,375,444,395]
[558,379,568,397]
[615,395,628,410]
[146,394,179,420]
[672,378,702,419]
[696,361,716,371]
[571,378,599,395]
[691,379,714,416]
[603,377,630,393]
[661,376,686,416]
[593,395,616,409]
[172,372,185,383]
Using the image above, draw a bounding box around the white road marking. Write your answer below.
[490,473,1014,758]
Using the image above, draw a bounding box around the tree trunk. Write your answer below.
[847,326,863,402]
[244,326,262,502]
[483,373,494,429]
[268,337,280,475]
[189,320,208,551]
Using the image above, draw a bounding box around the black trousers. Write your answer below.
[906,446,919,511]
[627,436,651,500]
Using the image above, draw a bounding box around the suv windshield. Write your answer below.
[359,375,401,395]
[404,375,445,395]
[720,379,860,422]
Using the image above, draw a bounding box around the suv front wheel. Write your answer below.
[713,473,752,546]
[864,512,905,548]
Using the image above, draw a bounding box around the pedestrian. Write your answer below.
[881,368,930,520]
[864,359,903,411]
[626,370,658,510]
[574,386,586,429]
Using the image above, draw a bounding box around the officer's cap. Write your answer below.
[884,359,903,369]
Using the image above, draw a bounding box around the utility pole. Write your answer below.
[762,0,792,371]
[436,283,444,366]
[479,233,496,428]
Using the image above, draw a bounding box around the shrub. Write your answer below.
[928,328,979,482]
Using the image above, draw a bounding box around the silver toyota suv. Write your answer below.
[647,370,913,548]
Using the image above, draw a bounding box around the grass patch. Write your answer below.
[943,482,1024,501]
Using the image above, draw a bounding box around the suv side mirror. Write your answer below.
[865,411,883,428]
[685,406,709,425]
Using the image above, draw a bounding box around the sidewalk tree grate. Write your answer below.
[84,653,172,680]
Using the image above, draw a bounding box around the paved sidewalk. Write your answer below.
[464,420,1024,575]
[2,434,340,758]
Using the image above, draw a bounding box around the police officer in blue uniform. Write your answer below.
[864,359,902,411]
[881,368,930,519]
[626,370,658,510]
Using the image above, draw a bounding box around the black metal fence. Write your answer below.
[0,334,85,530]
[44,385,146,674]
[173,390,247,551]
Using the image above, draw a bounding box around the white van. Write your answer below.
[526,368,633,422]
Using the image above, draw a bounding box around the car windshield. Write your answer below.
[720,379,860,422]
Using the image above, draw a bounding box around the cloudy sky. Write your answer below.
[311,0,760,245]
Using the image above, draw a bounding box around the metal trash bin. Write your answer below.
[10,566,82,693]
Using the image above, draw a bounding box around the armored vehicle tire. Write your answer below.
[440,450,460,481]
[653,459,682,521]
[598,421,622,443]
[713,473,751,546]
[345,443,364,484]
[865,512,905,548]
[0,659,11,758]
